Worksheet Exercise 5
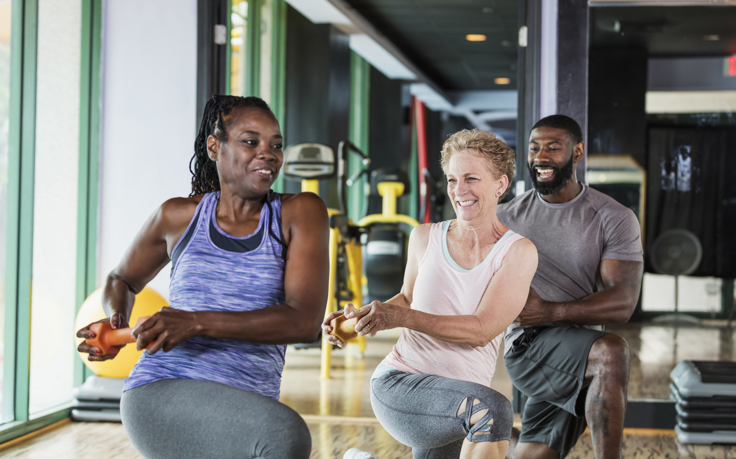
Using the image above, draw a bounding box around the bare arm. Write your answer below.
[133,192,330,352]
[345,230,538,348]
[321,223,430,346]
[516,259,643,326]
[383,222,431,309]
[77,197,198,360]
[102,197,195,321]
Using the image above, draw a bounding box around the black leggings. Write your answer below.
[121,379,311,459]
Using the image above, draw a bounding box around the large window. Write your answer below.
[230,0,248,96]
[259,0,273,103]
[28,0,81,417]
[0,0,100,442]
[0,0,12,424]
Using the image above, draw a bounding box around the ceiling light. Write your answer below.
[350,34,416,80]
[703,35,720,41]
[495,78,510,85]
[466,34,487,42]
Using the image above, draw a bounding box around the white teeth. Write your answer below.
[256,169,272,175]
[457,200,476,207]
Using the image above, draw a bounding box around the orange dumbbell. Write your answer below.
[328,315,359,342]
[84,316,151,355]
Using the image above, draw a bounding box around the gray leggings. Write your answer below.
[370,371,513,459]
[121,379,311,459]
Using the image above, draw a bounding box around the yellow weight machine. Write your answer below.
[282,141,370,379]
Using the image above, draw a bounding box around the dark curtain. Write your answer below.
[646,126,736,277]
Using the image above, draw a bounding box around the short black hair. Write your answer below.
[190,95,275,196]
[531,115,583,145]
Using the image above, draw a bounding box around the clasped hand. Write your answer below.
[514,288,551,326]
[75,313,129,361]
[321,301,404,348]
[76,308,200,359]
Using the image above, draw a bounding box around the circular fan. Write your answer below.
[650,229,702,276]
[650,229,703,326]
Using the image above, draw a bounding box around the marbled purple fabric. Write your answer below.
[124,191,287,400]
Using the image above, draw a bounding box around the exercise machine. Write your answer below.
[282,141,370,379]
[356,169,420,304]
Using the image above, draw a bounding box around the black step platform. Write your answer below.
[670,361,736,445]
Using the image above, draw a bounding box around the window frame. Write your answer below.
[0,0,101,444]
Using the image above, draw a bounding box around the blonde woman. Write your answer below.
[325,130,538,459]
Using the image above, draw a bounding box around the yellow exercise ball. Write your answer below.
[75,286,168,378]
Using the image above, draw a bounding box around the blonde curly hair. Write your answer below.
[440,129,516,199]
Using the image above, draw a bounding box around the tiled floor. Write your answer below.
[611,322,736,399]
[1,322,735,458]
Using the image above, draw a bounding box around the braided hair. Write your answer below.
[190,94,275,197]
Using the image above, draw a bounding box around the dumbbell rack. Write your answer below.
[670,360,736,444]
[71,376,125,422]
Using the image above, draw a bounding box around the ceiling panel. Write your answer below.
[591,6,736,57]
[345,0,519,90]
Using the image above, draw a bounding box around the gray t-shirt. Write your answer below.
[497,184,643,353]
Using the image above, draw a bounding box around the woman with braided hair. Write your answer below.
[76,95,328,458]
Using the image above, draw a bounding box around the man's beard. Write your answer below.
[528,154,574,196]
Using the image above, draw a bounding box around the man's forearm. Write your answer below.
[547,288,636,325]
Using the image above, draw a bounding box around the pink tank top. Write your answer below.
[383,221,524,386]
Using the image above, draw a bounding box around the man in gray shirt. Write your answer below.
[497,115,643,458]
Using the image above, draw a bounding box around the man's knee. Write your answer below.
[587,333,629,378]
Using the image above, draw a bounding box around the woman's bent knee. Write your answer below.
[273,407,312,458]
[463,390,514,443]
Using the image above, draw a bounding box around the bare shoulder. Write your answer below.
[280,193,328,247]
[409,223,432,242]
[505,237,538,268]
[159,195,203,231]
[408,223,433,253]
[281,192,328,220]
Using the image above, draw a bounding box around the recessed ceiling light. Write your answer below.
[466,34,487,42]
[495,77,510,85]
[703,34,720,41]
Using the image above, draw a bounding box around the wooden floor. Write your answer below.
[1,322,735,458]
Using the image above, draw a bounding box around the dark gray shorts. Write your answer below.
[121,379,311,459]
[505,325,607,458]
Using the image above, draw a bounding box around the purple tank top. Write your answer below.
[123,191,287,399]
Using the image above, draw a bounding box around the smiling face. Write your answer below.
[207,106,283,197]
[446,151,507,223]
[527,126,582,196]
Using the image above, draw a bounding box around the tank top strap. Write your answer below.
[170,192,216,277]
[265,190,287,260]
[489,230,523,268]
